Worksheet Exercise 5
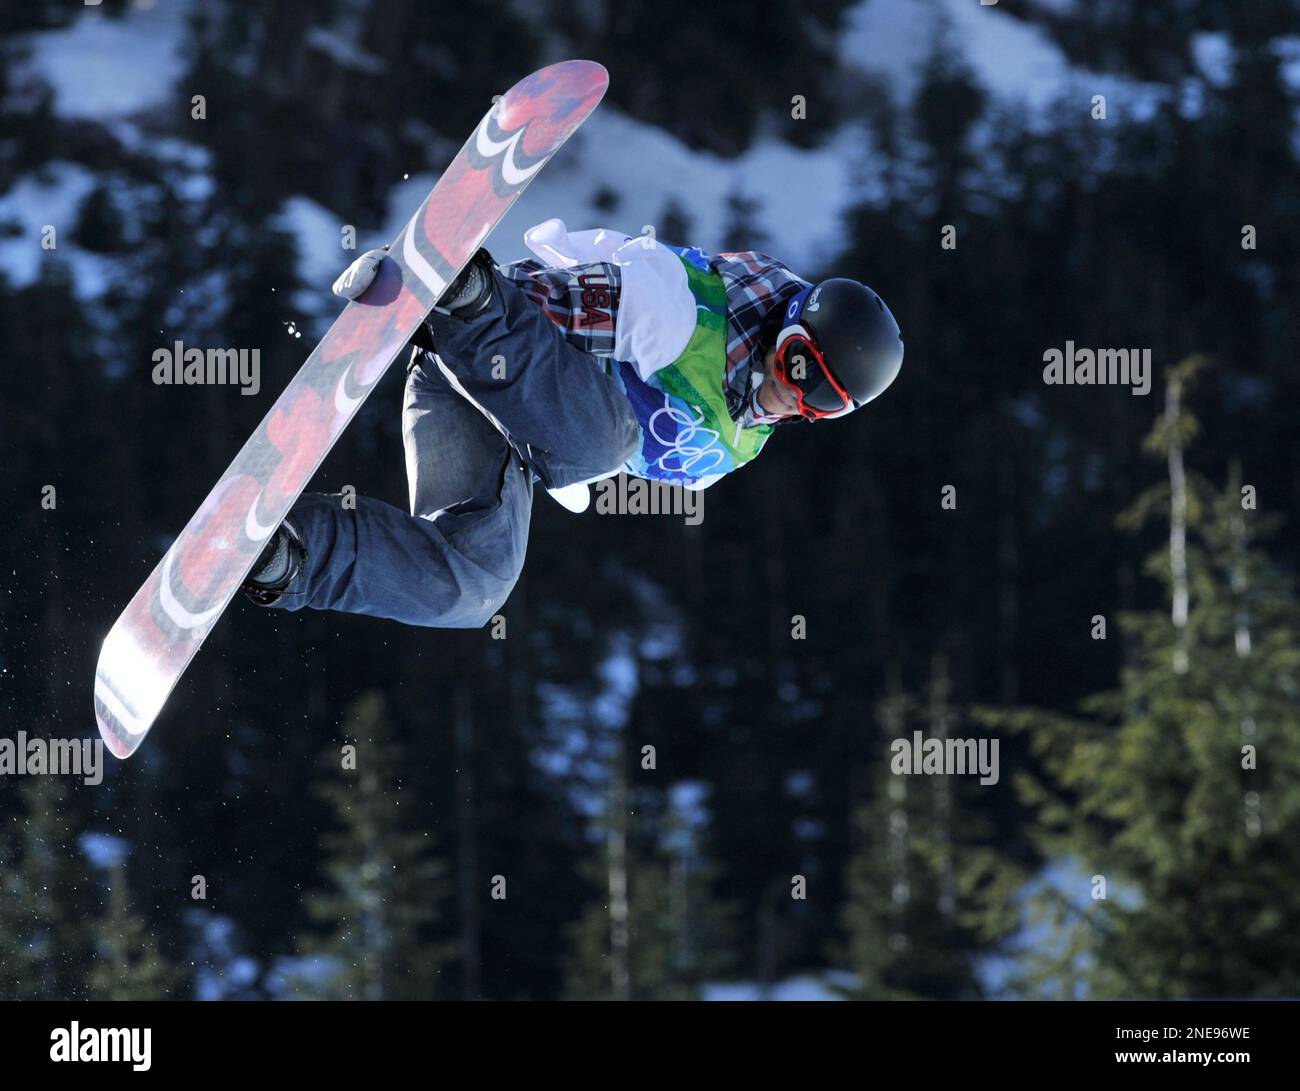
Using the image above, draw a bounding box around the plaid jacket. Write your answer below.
[502,247,810,423]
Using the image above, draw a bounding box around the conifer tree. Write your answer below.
[88,859,180,1000]
[293,692,452,999]
[840,672,1020,1000]
[564,786,734,1001]
[0,778,95,999]
[990,360,1300,997]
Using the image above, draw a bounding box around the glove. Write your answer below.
[332,246,389,301]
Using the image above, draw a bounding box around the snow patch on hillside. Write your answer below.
[319,107,866,284]
[1192,32,1234,88]
[305,26,385,75]
[500,109,864,274]
[20,0,192,121]
[274,102,868,314]
[0,162,102,292]
[843,0,1163,120]
[275,196,353,315]
[703,971,855,1000]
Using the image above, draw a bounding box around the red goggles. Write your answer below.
[771,330,853,420]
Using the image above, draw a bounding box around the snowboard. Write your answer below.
[94,60,608,759]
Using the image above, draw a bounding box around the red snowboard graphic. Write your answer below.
[94,60,608,758]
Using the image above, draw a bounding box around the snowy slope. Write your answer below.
[370,108,866,274]
[0,0,1209,346]
[3,0,1176,315]
[263,0,1171,313]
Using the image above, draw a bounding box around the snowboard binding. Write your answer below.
[243,520,307,606]
[431,248,496,321]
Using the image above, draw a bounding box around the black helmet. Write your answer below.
[771,278,904,419]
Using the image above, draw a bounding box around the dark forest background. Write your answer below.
[3,0,1300,999]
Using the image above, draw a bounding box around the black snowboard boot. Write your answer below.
[242,519,306,606]
[432,248,495,320]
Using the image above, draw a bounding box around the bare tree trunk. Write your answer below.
[996,439,1020,703]
[756,882,782,999]
[359,761,384,1001]
[1166,373,1190,673]
[882,688,909,959]
[862,467,892,683]
[453,684,482,1000]
[928,651,956,921]
[1228,459,1252,658]
[670,847,689,992]
[607,743,631,1001]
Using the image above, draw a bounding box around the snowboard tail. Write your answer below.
[94,61,608,758]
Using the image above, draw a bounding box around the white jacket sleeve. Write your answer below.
[523,219,632,266]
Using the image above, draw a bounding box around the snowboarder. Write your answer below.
[242,219,904,628]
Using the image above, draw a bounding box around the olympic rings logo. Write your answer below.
[647,399,727,476]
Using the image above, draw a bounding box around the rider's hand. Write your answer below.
[332,245,390,301]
